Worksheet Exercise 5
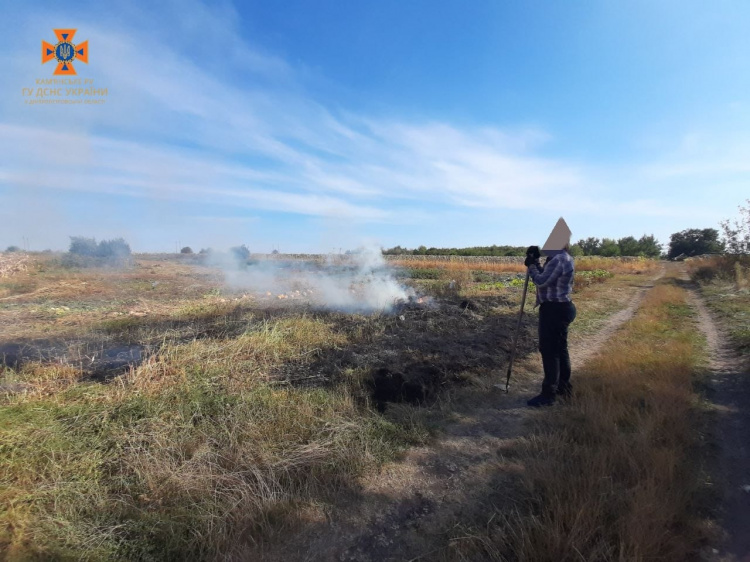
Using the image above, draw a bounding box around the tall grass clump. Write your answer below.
[688,254,750,290]
[453,280,711,560]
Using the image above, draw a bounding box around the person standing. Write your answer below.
[524,244,576,407]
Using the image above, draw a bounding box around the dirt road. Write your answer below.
[686,282,750,561]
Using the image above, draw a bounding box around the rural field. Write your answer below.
[2,251,747,561]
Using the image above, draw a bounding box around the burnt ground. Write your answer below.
[0,340,148,383]
[287,295,534,409]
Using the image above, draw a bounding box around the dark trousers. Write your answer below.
[538,301,576,397]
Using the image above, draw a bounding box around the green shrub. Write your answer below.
[69,237,131,259]
[407,268,444,280]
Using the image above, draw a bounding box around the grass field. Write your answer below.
[0,252,690,560]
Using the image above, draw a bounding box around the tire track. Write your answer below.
[685,283,750,562]
[569,268,664,370]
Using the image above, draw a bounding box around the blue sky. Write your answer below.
[1,0,749,252]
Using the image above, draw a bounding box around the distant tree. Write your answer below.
[382,245,405,255]
[199,248,212,255]
[180,246,193,254]
[5,245,21,252]
[568,244,584,257]
[599,238,621,257]
[636,234,662,258]
[271,249,280,255]
[617,236,640,256]
[69,236,99,257]
[67,236,131,262]
[577,237,601,256]
[668,228,724,259]
[720,199,750,254]
[97,238,131,258]
[230,244,251,261]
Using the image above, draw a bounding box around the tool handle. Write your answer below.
[505,271,531,392]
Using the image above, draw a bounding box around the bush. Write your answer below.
[688,255,750,287]
[65,237,132,267]
[230,244,251,261]
[97,238,131,259]
[407,268,444,280]
[69,237,99,257]
[180,247,193,254]
[691,266,718,283]
[721,199,750,254]
[5,245,21,253]
[69,237,131,258]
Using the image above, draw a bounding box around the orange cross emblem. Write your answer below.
[42,29,89,75]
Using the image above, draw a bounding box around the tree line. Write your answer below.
[382,199,750,259]
[382,234,662,258]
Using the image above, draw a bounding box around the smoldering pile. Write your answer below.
[209,247,419,314]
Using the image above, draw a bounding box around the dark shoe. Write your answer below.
[556,384,573,399]
[527,394,555,407]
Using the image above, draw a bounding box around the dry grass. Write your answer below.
[0,253,29,279]
[687,254,750,290]
[575,256,660,274]
[451,280,711,560]
[390,258,526,274]
[391,256,660,276]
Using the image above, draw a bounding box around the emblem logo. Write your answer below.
[42,29,89,75]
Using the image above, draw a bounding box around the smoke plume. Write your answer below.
[209,246,414,313]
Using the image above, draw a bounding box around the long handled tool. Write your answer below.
[502,245,539,393]
[503,270,531,393]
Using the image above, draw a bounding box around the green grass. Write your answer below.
[404,267,444,280]
[0,314,427,560]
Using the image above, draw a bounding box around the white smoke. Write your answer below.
[210,245,414,313]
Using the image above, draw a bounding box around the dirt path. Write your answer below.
[569,269,663,371]
[684,279,750,561]
[240,273,662,562]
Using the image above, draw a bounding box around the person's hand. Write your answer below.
[525,245,541,267]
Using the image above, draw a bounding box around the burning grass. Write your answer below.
[450,277,713,560]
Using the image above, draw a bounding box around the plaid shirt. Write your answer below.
[528,251,574,304]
